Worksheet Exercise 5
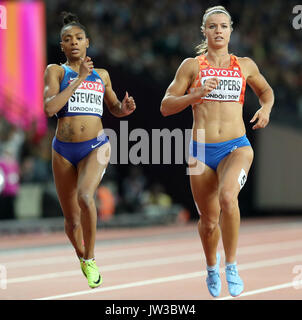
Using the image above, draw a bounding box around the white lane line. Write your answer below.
[1,242,200,268]
[6,244,302,285]
[236,254,302,271]
[35,271,205,300]
[7,253,201,284]
[237,240,302,255]
[217,282,296,300]
[0,229,196,257]
[36,254,302,300]
[3,239,302,269]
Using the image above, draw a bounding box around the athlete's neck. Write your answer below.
[65,58,83,72]
[206,49,230,67]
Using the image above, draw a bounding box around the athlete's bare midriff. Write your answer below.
[56,116,104,142]
[191,100,246,143]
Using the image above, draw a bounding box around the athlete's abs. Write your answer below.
[191,101,246,143]
[56,116,103,142]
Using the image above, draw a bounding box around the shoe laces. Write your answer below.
[207,270,219,286]
[208,269,218,276]
[226,265,238,276]
[84,259,98,269]
[208,281,218,288]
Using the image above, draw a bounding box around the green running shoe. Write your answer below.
[82,259,103,289]
[79,257,86,278]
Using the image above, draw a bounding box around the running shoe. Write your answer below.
[79,257,86,278]
[225,263,244,297]
[206,252,221,297]
[82,259,103,289]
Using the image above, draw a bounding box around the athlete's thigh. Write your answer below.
[216,146,254,194]
[52,149,80,216]
[189,156,220,220]
[77,142,111,194]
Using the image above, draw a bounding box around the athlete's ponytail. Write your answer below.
[196,6,233,55]
[60,11,88,38]
[62,11,80,25]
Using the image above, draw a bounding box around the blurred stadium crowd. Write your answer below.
[46,0,302,117]
[0,0,301,220]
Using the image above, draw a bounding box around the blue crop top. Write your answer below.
[56,64,105,119]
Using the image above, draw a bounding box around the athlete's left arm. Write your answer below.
[95,69,136,118]
[242,57,274,130]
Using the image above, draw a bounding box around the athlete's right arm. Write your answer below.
[160,58,219,117]
[43,64,83,117]
[43,64,84,117]
[43,58,93,118]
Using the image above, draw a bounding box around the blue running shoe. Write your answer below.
[225,263,244,297]
[206,253,221,297]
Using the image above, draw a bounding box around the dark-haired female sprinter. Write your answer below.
[43,12,136,288]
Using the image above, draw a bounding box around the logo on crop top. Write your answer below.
[201,68,241,77]
[68,79,105,93]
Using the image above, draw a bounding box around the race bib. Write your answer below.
[68,80,105,116]
[201,68,243,102]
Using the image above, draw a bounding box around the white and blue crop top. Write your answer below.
[57,64,105,119]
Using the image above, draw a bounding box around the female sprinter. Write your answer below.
[160,6,274,297]
[43,12,136,288]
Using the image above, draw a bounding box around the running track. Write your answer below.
[0,216,302,300]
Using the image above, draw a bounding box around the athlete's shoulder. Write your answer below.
[179,57,199,68]
[236,57,261,80]
[44,64,65,78]
[94,68,109,83]
[45,63,64,72]
[236,56,259,69]
[94,68,109,84]
[176,57,199,76]
[94,68,109,78]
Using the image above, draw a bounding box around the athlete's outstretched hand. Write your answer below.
[121,91,136,116]
[250,107,270,130]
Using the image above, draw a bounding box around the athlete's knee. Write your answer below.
[64,216,81,233]
[199,216,219,236]
[218,189,238,213]
[77,191,94,210]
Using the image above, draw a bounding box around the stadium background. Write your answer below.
[0,0,301,230]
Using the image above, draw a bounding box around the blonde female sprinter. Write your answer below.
[160,6,274,297]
